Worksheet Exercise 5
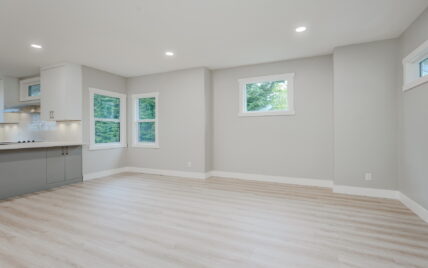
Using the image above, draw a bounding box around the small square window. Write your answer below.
[239,73,294,116]
[28,84,41,97]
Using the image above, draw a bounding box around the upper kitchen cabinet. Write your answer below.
[41,63,82,121]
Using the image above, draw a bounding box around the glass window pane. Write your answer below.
[139,97,156,120]
[94,94,120,119]
[246,80,288,112]
[421,58,428,77]
[28,84,41,97]
[95,121,120,144]
[138,122,155,143]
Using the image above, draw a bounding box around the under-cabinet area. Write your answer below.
[0,145,82,200]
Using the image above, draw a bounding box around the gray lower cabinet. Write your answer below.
[47,146,83,184]
[0,149,47,200]
[46,147,66,183]
[0,146,82,200]
[65,146,82,181]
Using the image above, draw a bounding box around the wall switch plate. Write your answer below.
[364,173,372,181]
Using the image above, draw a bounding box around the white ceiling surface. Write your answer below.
[1,0,427,78]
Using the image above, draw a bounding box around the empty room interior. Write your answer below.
[1,0,428,267]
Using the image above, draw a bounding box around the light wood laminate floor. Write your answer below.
[0,173,427,268]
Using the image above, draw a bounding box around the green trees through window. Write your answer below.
[246,80,288,112]
[94,94,121,144]
[137,97,156,143]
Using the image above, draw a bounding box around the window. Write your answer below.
[28,84,41,97]
[420,58,428,77]
[238,73,294,116]
[20,77,41,101]
[132,93,159,148]
[403,39,428,91]
[89,88,126,150]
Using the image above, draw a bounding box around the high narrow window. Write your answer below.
[420,58,428,77]
[132,93,159,148]
[239,73,295,116]
[89,88,126,150]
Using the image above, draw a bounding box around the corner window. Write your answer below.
[239,73,294,116]
[89,88,126,150]
[420,58,428,77]
[131,93,159,148]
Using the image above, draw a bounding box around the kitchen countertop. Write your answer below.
[0,142,83,150]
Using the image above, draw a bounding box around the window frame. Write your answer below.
[403,39,428,91]
[238,73,295,117]
[419,58,428,78]
[131,92,159,149]
[20,77,41,101]
[89,88,127,150]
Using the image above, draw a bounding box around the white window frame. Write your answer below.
[238,73,295,117]
[403,39,428,91]
[89,88,127,150]
[131,92,159,148]
[20,77,41,101]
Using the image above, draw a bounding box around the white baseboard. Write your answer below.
[333,185,399,199]
[208,170,333,188]
[83,167,428,223]
[127,167,208,179]
[400,193,428,223]
[83,167,130,181]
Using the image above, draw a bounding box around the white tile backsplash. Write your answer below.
[0,112,82,142]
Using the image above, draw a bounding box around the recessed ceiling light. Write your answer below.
[295,26,307,33]
[30,43,43,49]
[165,51,174,56]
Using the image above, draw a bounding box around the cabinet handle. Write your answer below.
[61,147,64,155]
[49,111,55,119]
[65,147,69,155]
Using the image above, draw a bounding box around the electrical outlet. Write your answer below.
[187,161,192,168]
[364,173,372,181]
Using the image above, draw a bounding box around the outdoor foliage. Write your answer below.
[139,97,155,119]
[139,122,155,142]
[94,94,121,144]
[138,97,156,143]
[94,94,120,119]
[246,80,288,112]
[95,121,120,143]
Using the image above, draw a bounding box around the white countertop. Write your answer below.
[0,142,83,150]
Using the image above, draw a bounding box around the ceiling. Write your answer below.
[1,0,427,78]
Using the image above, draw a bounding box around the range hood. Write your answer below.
[1,76,40,124]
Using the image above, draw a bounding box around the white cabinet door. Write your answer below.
[40,63,82,121]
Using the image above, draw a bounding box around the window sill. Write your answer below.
[89,143,127,151]
[403,75,428,92]
[132,143,160,149]
[238,110,295,117]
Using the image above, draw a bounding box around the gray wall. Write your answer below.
[399,8,428,209]
[126,68,211,173]
[333,39,399,189]
[81,66,127,175]
[212,56,334,181]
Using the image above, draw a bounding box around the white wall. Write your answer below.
[399,8,428,209]
[126,67,211,173]
[212,56,334,181]
[333,39,399,190]
[81,66,127,175]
